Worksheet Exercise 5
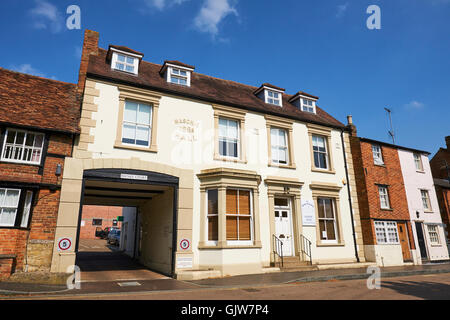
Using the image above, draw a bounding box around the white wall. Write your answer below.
[398,149,449,261]
[120,207,136,257]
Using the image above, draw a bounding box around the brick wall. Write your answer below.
[0,132,73,276]
[435,185,450,242]
[79,205,123,239]
[349,137,412,247]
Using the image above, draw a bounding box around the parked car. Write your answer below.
[107,229,121,246]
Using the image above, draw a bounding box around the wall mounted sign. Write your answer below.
[177,256,193,269]
[301,200,316,226]
[57,238,72,251]
[120,174,148,181]
[180,238,190,250]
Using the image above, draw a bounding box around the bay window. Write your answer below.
[1,129,44,164]
[225,189,253,243]
[207,189,219,242]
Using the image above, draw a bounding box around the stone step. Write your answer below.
[280,265,319,272]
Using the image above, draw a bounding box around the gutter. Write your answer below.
[340,129,360,263]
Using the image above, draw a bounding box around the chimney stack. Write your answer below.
[446,136,450,150]
[77,30,99,94]
[346,115,357,137]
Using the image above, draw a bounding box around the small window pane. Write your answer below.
[124,102,138,122]
[137,104,151,125]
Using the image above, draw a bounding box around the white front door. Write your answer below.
[274,198,294,257]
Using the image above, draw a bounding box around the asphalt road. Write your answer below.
[16,273,450,300]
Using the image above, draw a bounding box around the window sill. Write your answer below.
[374,163,386,168]
[213,156,247,164]
[114,142,157,153]
[423,210,434,213]
[316,241,345,247]
[311,167,335,175]
[0,160,41,167]
[431,244,443,247]
[380,208,394,211]
[268,163,296,170]
[416,170,426,174]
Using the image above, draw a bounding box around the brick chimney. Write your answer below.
[77,30,99,94]
[346,115,357,137]
[446,136,450,150]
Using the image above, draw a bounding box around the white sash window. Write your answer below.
[1,129,44,164]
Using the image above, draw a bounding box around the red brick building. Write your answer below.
[430,136,450,243]
[79,205,122,240]
[347,118,416,266]
[0,68,80,278]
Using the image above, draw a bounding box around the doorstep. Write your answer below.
[315,262,376,270]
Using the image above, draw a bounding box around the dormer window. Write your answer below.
[289,91,319,114]
[160,60,195,87]
[108,45,144,76]
[266,90,281,106]
[114,54,136,73]
[170,68,188,85]
[302,98,315,113]
[254,83,285,107]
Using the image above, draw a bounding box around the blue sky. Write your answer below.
[0,0,449,156]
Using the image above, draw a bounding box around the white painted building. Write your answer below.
[50,30,369,279]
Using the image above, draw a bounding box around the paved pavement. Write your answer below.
[4,273,450,300]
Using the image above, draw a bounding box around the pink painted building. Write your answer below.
[398,148,450,263]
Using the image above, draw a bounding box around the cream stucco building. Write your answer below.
[50,30,368,280]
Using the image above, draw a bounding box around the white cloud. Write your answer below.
[194,0,238,37]
[29,0,64,33]
[143,0,189,10]
[336,2,349,18]
[10,64,57,80]
[405,101,425,109]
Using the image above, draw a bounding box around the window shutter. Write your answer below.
[226,190,237,214]
[238,190,250,215]
[226,216,238,240]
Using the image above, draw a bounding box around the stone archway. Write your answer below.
[50,157,194,276]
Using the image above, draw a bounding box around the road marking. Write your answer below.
[117,282,141,287]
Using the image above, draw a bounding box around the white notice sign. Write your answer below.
[177,257,193,269]
[301,199,316,226]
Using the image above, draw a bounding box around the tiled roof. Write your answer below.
[109,45,144,57]
[0,68,80,134]
[87,48,345,129]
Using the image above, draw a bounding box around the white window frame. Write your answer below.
[427,224,440,245]
[264,89,282,106]
[166,65,193,87]
[420,189,432,211]
[20,191,33,228]
[0,188,21,227]
[1,128,45,165]
[317,197,338,243]
[218,117,240,159]
[206,189,219,246]
[372,145,384,165]
[414,153,424,171]
[312,135,329,170]
[301,98,315,113]
[121,100,153,148]
[111,51,140,75]
[378,185,391,209]
[226,188,254,246]
[374,221,399,244]
[270,127,288,165]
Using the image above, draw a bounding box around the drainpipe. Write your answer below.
[340,128,360,263]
